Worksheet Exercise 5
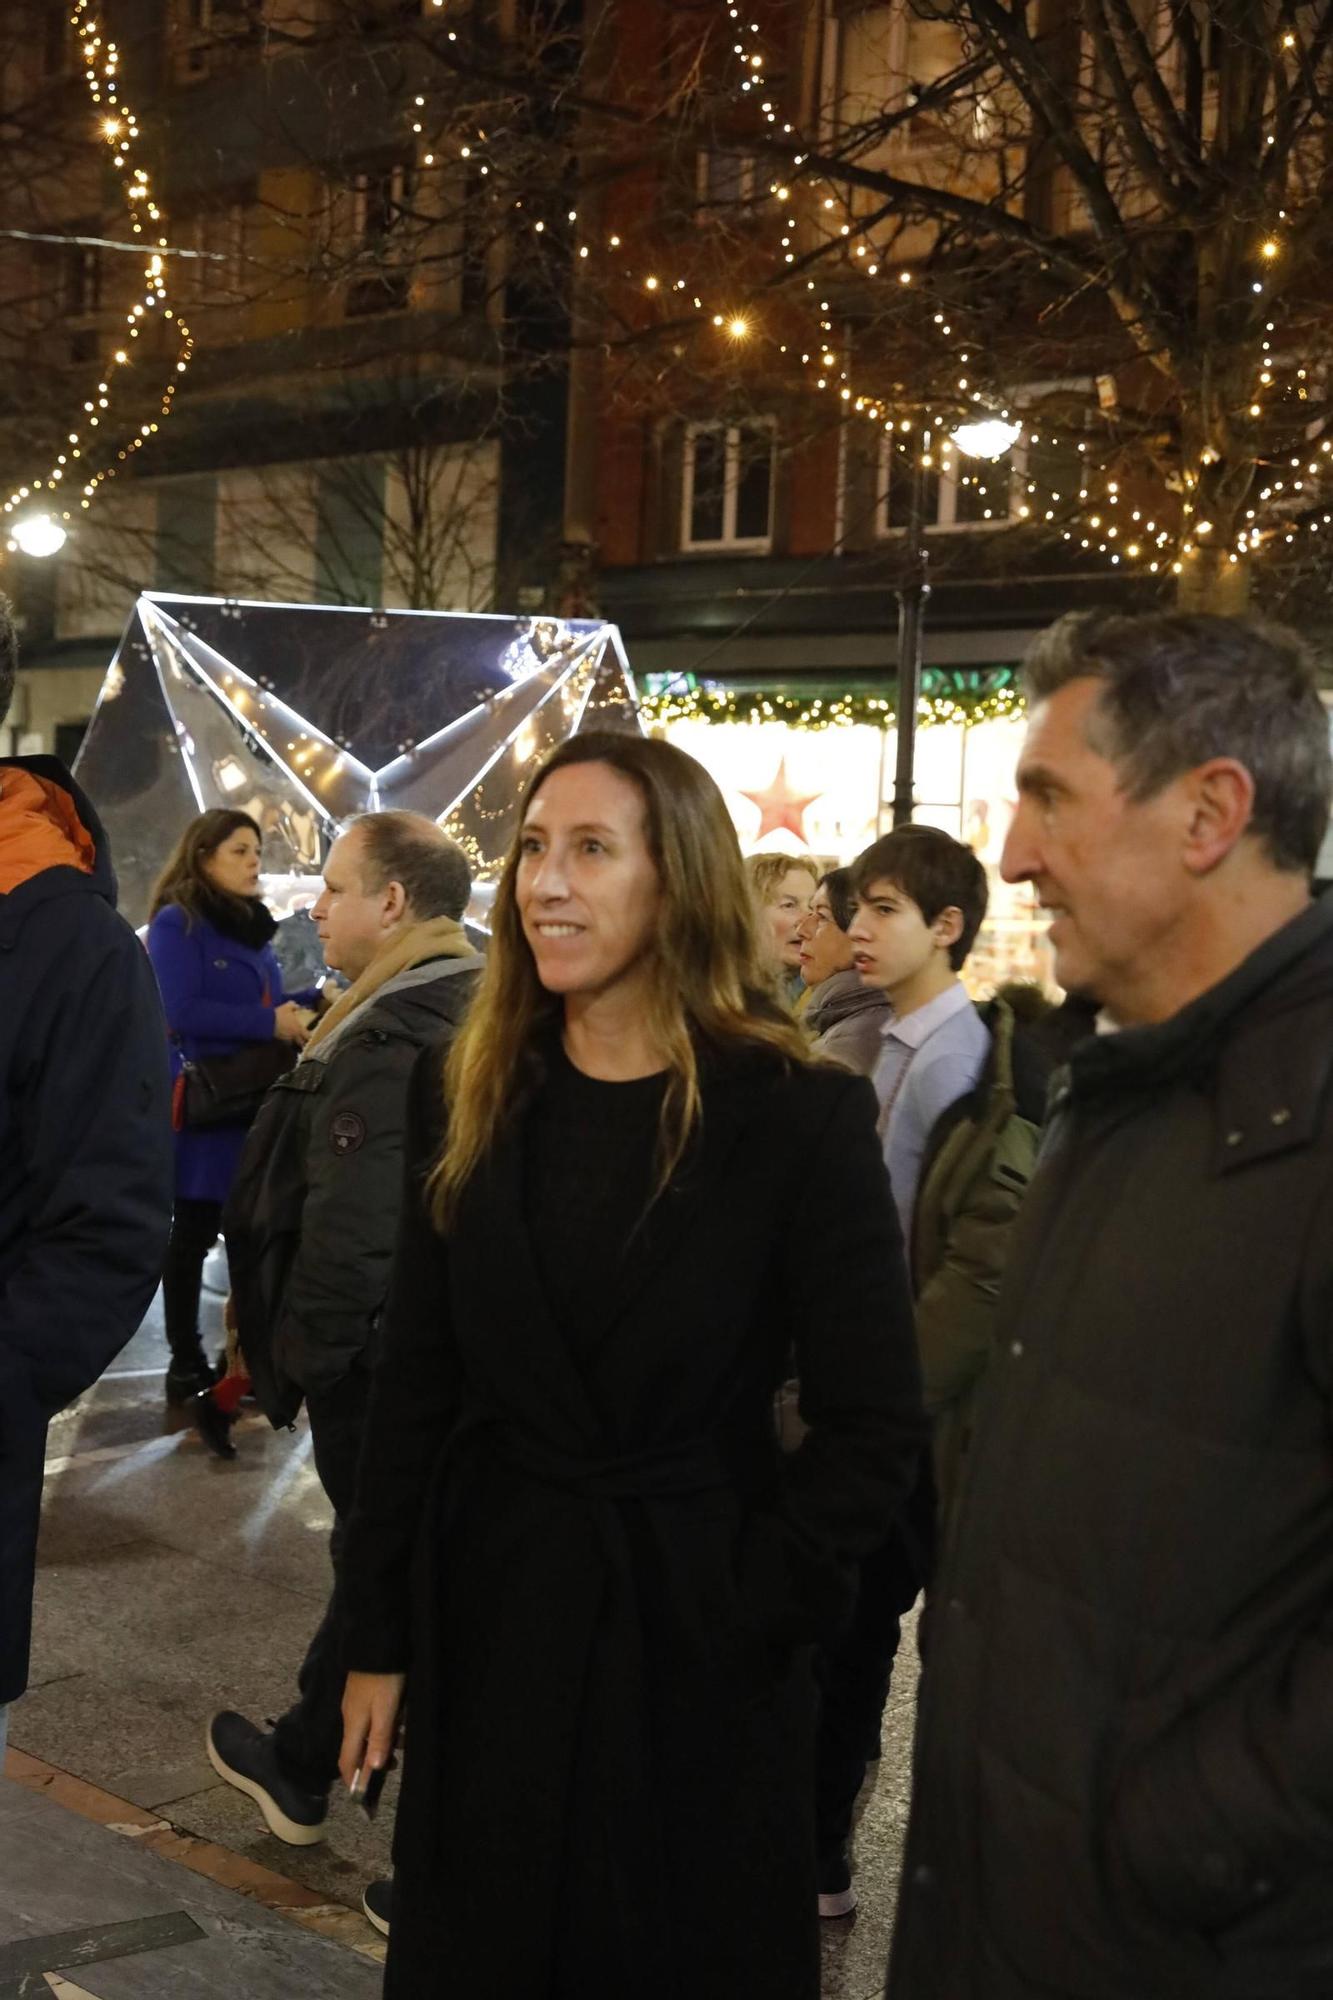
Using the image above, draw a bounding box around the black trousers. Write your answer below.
[814,1461,937,1881]
[271,1367,370,1795]
[161,1198,223,1375]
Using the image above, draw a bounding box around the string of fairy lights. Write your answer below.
[715,3,1333,579]
[639,680,1025,732]
[398,0,1333,586]
[3,1,193,546]
[10,4,1327,588]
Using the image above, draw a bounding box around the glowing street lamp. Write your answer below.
[9,512,67,558]
[949,417,1022,462]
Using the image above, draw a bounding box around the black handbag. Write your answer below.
[172,1040,297,1131]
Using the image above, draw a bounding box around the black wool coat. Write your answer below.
[341,1042,925,1999]
[888,893,1333,2000]
[0,760,173,1703]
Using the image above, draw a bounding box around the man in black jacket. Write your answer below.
[0,597,173,1754]
[207,811,480,1876]
[889,612,1333,2000]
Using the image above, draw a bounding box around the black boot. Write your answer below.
[165,1361,211,1406]
[192,1389,237,1460]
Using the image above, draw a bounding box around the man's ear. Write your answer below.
[933,904,964,954]
[382,880,410,926]
[1181,759,1256,876]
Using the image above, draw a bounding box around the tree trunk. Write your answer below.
[1174,548,1253,615]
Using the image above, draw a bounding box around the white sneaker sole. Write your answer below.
[818,1887,858,1919]
[205,1725,327,1847]
[362,1891,391,1938]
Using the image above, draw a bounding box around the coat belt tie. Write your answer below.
[484,1423,730,1502]
[451,1414,733,1997]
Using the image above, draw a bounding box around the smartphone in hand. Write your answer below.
[349,1762,389,1821]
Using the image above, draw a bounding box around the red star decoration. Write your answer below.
[740,757,822,844]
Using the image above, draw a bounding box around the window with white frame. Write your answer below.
[183,200,249,310]
[682,421,775,550]
[695,149,758,219]
[877,429,1014,533]
[351,161,416,253]
[347,160,416,316]
[830,2,963,157]
[834,4,908,134]
[878,386,1097,536]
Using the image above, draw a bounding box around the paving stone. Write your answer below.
[15,1288,919,1994]
[0,1779,380,1997]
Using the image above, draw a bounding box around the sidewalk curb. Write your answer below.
[2,1747,386,1966]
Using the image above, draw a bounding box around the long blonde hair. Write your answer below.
[743,850,820,910]
[432,731,812,1227]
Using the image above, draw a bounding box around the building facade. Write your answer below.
[0,0,570,755]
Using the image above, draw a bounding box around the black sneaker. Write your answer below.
[206,1712,327,1846]
[362,1879,392,1937]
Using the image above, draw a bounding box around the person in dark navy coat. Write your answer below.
[146,809,317,1402]
[338,732,926,1998]
[0,597,174,1741]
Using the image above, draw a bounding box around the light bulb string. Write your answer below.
[4,0,195,534]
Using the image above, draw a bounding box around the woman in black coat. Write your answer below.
[338,731,925,1999]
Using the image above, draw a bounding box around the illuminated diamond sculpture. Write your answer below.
[74,593,642,929]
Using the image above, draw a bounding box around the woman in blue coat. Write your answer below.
[146,809,314,1403]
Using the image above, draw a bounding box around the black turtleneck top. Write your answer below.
[522,1037,669,1362]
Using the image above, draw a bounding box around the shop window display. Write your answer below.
[663,712,1057,996]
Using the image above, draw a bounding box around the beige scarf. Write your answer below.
[304,914,477,1055]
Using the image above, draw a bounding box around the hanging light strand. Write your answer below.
[3,2,194,532]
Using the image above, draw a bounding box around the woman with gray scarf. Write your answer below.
[795,867,890,1073]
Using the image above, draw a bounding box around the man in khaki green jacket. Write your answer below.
[816,831,1045,1920]
[815,830,1055,1921]
[910,987,1051,1522]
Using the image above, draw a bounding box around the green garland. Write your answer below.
[638,682,1025,732]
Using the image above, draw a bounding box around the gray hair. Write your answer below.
[348,811,471,921]
[1022,612,1332,876]
[0,593,16,731]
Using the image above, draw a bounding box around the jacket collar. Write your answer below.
[805,967,891,1035]
[303,955,479,1067]
[0,756,116,949]
[1068,891,1333,1105]
[304,913,476,1056]
[881,977,973,1052]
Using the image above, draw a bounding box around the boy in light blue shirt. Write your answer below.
[847,826,991,1237]
[812,823,990,1922]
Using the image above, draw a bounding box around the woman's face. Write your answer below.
[763,867,816,971]
[517,761,663,1004]
[795,882,855,987]
[202,825,262,900]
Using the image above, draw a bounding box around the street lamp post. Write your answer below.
[890,417,1021,826]
[892,449,929,828]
